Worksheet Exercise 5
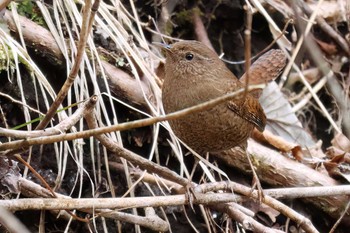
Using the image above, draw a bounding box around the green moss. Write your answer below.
[13,0,46,26]
[164,20,173,35]
[175,9,194,26]
[0,44,11,71]
[115,57,126,67]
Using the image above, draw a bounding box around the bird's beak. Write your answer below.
[153,42,173,54]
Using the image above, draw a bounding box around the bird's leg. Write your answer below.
[184,156,201,212]
[245,150,264,202]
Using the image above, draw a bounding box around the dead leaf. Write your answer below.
[259,82,316,148]
[315,38,337,55]
[324,161,350,182]
[308,0,346,22]
[330,153,345,164]
[332,133,350,152]
[327,146,350,163]
[0,157,21,194]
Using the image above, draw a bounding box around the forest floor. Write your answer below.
[0,0,350,232]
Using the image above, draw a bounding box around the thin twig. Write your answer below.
[301,2,349,55]
[0,85,265,152]
[222,19,292,65]
[0,98,95,138]
[329,199,350,233]
[0,92,45,116]
[213,203,284,233]
[14,155,89,222]
[35,0,98,130]
[281,0,341,134]
[243,2,253,99]
[83,100,189,186]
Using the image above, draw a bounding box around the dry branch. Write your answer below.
[0,96,97,138]
[213,139,350,223]
[0,170,169,231]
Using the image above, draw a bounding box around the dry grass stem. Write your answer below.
[0,85,264,151]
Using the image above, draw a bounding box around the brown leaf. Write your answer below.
[324,160,350,182]
[315,38,337,55]
[332,133,350,152]
[326,146,350,164]
[330,153,345,164]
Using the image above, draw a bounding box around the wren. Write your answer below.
[162,40,266,153]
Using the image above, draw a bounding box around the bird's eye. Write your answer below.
[185,53,194,61]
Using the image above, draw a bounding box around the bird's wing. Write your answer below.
[227,95,266,132]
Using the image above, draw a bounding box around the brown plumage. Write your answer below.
[162,40,266,153]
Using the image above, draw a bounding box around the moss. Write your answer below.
[12,0,46,26]
[0,44,12,72]
[174,9,195,26]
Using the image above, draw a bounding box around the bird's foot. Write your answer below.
[184,182,197,212]
[246,152,264,202]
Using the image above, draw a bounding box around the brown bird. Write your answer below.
[162,40,266,153]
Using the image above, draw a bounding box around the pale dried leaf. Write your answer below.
[332,133,350,152]
[260,82,315,148]
[308,0,346,22]
[0,158,20,193]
